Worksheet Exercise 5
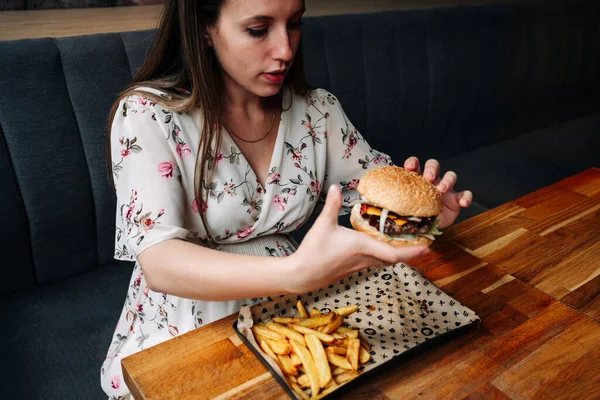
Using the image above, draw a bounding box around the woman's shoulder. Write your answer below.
[296,88,342,111]
[114,87,187,139]
[303,88,338,102]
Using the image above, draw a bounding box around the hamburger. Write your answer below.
[350,166,443,247]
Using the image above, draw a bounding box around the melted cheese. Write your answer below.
[363,206,407,226]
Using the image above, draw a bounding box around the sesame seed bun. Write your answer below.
[356,166,442,217]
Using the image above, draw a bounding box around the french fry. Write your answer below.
[258,339,283,370]
[290,341,321,398]
[288,324,335,344]
[267,338,292,355]
[333,338,350,348]
[334,305,359,317]
[325,346,346,356]
[305,335,332,388]
[325,351,353,370]
[322,314,344,334]
[296,301,308,318]
[359,345,371,364]
[297,374,310,388]
[272,317,306,324]
[266,322,306,345]
[254,303,369,398]
[290,353,302,366]
[334,370,359,385]
[252,325,287,342]
[296,312,335,329]
[346,338,361,371]
[336,326,359,339]
[290,381,310,400]
[314,381,340,400]
[360,339,371,352]
[278,354,299,377]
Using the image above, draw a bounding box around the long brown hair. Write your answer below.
[107,0,308,237]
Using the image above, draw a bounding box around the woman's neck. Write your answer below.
[221,76,278,119]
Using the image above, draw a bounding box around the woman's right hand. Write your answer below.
[287,185,430,294]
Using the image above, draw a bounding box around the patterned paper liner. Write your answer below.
[235,263,480,399]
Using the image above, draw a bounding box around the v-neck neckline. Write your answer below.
[221,89,291,194]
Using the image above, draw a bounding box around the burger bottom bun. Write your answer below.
[350,204,433,248]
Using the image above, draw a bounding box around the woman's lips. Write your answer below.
[262,71,286,83]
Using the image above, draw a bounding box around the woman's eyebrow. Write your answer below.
[242,8,306,23]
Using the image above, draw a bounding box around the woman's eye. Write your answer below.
[288,20,303,29]
[246,27,268,38]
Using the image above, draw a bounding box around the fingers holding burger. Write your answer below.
[350,166,443,248]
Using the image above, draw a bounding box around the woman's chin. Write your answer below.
[257,83,285,98]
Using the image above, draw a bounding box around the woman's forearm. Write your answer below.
[137,239,298,301]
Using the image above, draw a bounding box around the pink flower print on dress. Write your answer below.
[289,188,297,196]
[192,198,208,214]
[310,180,322,196]
[348,135,358,149]
[215,153,224,165]
[158,161,175,178]
[346,179,359,189]
[125,205,135,222]
[176,143,192,159]
[168,325,179,337]
[135,95,156,108]
[237,227,255,239]
[372,155,390,165]
[223,181,237,197]
[273,195,287,211]
[292,148,303,161]
[140,217,155,231]
[267,172,281,185]
[111,375,120,390]
[121,148,131,157]
[173,124,181,136]
[133,274,141,290]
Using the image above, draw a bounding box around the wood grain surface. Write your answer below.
[0,0,515,41]
[122,168,600,399]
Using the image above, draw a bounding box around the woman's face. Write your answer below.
[207,0,305,99]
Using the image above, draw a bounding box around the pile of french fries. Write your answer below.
[251,302,371,399]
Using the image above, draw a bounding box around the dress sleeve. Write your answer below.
[318,89,395,215]
[111,94,193,261]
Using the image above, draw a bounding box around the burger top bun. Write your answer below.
[357,166,443,217]
[350,204,434,248]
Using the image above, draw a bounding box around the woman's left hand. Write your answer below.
[403,157,473,229]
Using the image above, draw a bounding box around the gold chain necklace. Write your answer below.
[224,111,277,144]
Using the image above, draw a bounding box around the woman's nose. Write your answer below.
[272,29,294,62]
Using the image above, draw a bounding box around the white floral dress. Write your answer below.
[100,87,392,399]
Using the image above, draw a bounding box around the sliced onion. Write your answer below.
[379,208,388,235]
[347,198,369,207]
[408,216,422,222]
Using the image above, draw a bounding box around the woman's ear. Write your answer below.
[203,28,214,47]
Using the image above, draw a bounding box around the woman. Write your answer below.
[101,0,473,398]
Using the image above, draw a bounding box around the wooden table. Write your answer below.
[1,0,515,41]
[122,168,600,399]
